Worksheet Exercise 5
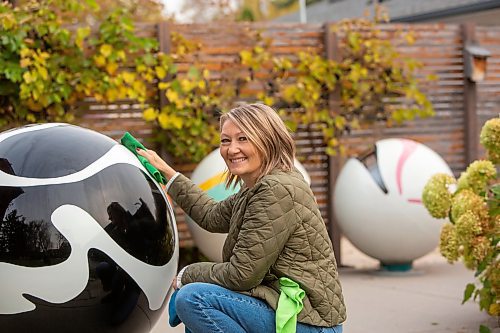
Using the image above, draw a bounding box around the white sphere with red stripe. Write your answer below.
[334,138,453,267]
[186,149,311,262]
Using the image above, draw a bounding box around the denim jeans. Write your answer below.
[175,282,343,333]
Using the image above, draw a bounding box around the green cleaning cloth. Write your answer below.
[276,277,305,333]
[120,132,166,185]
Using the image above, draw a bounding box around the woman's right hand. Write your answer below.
[136,148,177,180]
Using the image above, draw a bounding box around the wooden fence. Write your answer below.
[76,22,500,264]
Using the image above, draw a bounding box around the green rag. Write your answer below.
[276,277,305,333]
[120,132,166,185]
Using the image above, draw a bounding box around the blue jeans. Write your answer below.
[175,282,343,333]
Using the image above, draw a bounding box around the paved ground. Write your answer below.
[339,238,498,333]
[151,238,499,333]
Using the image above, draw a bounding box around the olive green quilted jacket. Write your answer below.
[168,168,346,327]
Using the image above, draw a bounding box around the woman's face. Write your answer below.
[220,119,262,187]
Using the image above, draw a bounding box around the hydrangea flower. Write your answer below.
[454,210,483,244]
[450,189,489,223]
[456,160,497,195]
[422,173,456,218]
[424,117,499,320]
[439,222,459,263]
[480,117,500,164]
[469,236,490,266]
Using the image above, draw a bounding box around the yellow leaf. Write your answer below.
[76,27,90,50]
[405,32,416,45]
[133,80,145,92]
[38,52,49,61]
[26,100,42,111]
[2,13,16,30]
[23,71,33,83]
[240,50,252,65]
[254,46,264,54]
[312,91,320,101]
[106,62,118,75]
[94,55,106,67]
[144,73,154,82]
[26,113,36,122]
[282,86,297,103]
[157,110,184,129]
[334,116,346,129]
[202,69,210,79]
[38,66,48,80]
[122,72,135,84]
[170,114,183,129]
[100,44,113,57]
[177,45,186,56]
[65,113,75,122]
[328,138,339,147]
[137,64,147,73]
[85,80,95,90]
[166,90,179,103]
[155,66,166,79]
[198,80,206,90]
[127,87,138,99]
[106,88,119,101]
[20,58,31,68]
[20,48,31,57]
[263,96,274,106]
[181,79,195,92]
[158,113,169,129]
[426,74,438,81]
[143,107,157,121]
[489,303,499,316]
[117,50,126,60]
[119,86,127,97]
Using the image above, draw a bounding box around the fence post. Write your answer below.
[157,21,171,112]
[156,22,178,163]
[461,23,479,165]
[324,22,343,266]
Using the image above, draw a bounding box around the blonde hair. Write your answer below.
[219,103,296,188]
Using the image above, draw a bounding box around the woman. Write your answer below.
[138,103,346,332]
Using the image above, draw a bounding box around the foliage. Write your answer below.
[14,0,166,22]
[237,15,435,155]
[145,33,233,162]
[0,0,223,162]
[422,117,500,321]
[0,0,162,127]
[1,0,435,163]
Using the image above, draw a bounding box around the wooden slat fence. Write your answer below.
[336,24,467,174]
[74,22,500,257]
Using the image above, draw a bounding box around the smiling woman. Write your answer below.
[137,103,346,333]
